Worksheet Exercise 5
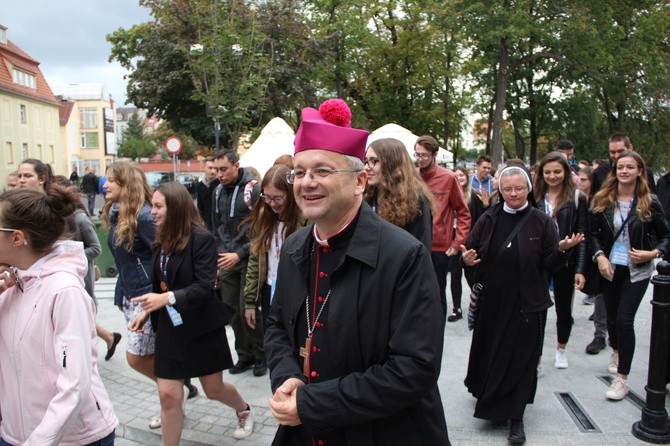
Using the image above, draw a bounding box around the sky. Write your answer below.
[2,0,152,105]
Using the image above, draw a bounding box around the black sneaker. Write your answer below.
[585,337,606,355]
[229,360,253,374]
[185,381,198,399]
[253,361,267,377]
[508,419,526,444]
[447,309,463,322]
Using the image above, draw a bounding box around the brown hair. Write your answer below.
[273,154,294,169]
[246,165,301,255]
[591,150,652,220]
[0,184,79,253]
[19,158,54,191]
[153,182,203,254]
[453,166,472,203]
[533,151,576,216]
[364,138,437,227]
[415,135,439,154]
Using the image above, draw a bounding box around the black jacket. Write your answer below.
[265,203,449,445]
[536,191,588,274]
[150,227,228,339]
[657,173,670,222]
[196,178,219,231]
[589,195,670,264]
[465,203,567,313]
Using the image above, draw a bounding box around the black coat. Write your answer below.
[149,227,227,339]
[536,191,588,274]
[196,178,220,231]
[465,203,567,313]
[589,195,670,263]
[265,203,449,445]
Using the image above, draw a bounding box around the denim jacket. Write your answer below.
[108,203,156,305]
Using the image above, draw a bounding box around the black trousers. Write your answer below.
[549,265,575,345]
[602,266,650,375]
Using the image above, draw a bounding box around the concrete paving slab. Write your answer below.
[93,266,668,445]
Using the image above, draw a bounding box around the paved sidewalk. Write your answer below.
[94,271,666,445]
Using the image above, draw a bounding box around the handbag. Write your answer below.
[467,208,533,331]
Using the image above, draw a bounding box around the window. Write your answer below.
[19,104,26,123]
[49,145,55,163]
[81,132,99,148]
[36,144,43,160]
[21,143,28,160]
[80,107,98,129]
[0,27,6,44]
[12,69,36,89]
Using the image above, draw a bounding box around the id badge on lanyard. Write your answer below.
[610,241,629,266]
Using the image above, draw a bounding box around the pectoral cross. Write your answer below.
[299,336,311,377]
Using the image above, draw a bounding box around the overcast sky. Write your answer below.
[2,1,152,105]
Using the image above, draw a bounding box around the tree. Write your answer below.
[149,121,198,160]
[117,113,156,161]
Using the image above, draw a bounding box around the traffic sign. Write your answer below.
[165,136,182,155]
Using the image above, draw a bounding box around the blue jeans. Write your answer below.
[1,430,115,446]
[87,193,97,216]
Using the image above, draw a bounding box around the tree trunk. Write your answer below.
[491,38,510,168]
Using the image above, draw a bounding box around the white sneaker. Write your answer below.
[233,406,254,439]
[608,352,619,374]
[149,413,161,429]
[555,348,569,369]
[606,377,629,400]
[537,364,544,378]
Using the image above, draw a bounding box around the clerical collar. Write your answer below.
[503,201,529,214]
[312,208,361,248]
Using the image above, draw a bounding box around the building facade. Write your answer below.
[0,24,64,184]
[54,83,117,177]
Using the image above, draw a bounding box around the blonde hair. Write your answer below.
[591,150,652,221]
[101,161,154,251]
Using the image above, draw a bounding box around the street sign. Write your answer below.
[165,136,182,155]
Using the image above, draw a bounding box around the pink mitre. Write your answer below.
[294,99,369,161]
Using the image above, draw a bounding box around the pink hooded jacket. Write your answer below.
[0,240,118,446]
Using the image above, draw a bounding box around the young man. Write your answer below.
[415,135,471,322]
[470,154,494,194]
[211,150,265,376]
[196,157,220,231]
[266,100,450,445]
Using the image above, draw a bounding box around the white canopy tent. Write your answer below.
[367,123,453,166]
[239,117,295,177]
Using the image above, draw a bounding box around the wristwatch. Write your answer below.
[167,291,176,306]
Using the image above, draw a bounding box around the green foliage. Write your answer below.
[110,0,670,169]
[117,113,156,161]
[149,122,198,160]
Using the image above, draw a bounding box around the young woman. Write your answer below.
[102,161,196,428]
[243,164,306,363]
[533,151,588,369]
[363,138,436,250]
[590,150,670,400]
[16,158,52,191]
[0,185,118,445]
[130,182,254,444]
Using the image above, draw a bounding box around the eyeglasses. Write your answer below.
[0,228,16,233]
[260,193,286,204]
[500,186,528,194]
[363,157,380,168]
[286,167,362,184]
[413,152,432,160]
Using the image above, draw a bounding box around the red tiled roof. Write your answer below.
[0,39,59,106]
[59,100,75,126]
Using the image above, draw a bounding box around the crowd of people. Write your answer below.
[1,98,669,445]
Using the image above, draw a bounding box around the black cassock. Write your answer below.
[464,209,546,421]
